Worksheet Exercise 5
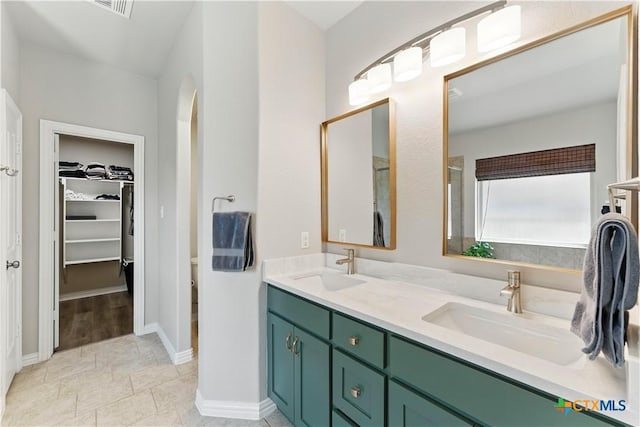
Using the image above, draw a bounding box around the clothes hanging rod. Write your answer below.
[212,195,235,213]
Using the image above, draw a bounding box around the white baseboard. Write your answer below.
[21,353,40,367]
[60,285,128,302]
[195,390,276,420]
[141,322,193,366]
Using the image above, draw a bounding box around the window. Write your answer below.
[476,173,591,247]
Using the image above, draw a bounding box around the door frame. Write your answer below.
[38,120,145,361]
[0,89,22,415]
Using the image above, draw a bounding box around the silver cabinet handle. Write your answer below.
[350,386,361,399]
[349,336,359,346]
[285,332,292,352]
[292,337,300,356]
[6,260,20,270]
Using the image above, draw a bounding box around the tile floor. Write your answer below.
[1,334,292,427]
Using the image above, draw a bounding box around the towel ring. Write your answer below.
[212,195,235,212]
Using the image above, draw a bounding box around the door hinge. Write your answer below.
[16,233,21,246]
[16,141,22,155]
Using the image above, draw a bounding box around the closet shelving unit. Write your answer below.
[60,177,132,266]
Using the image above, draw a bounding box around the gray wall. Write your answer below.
[325,1,630,292]
[1,2,20,101]
[18,41,159,354]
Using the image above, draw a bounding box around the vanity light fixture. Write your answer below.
[431,27,466,67]
[477,5,522,52]
[393,47,423,82]
[368,63,392,93]
[348,1,521,105]
[348,78,372,106]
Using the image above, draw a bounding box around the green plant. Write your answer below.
[462,241,495,258]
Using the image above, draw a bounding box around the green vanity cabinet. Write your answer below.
[267,288,331,427]
[388,380,473,426]
[388,336,624,427]
[333,313,385,369]
[267,285,626,427]
[332,349,386,426]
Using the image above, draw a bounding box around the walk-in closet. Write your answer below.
[57,135,135,351]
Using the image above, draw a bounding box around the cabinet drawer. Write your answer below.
[388,380,472,426]
[333,313,385,369]
[332,409,357,427]
[267,286,330,340]
[389,336,620,427]
[332,349,385,427]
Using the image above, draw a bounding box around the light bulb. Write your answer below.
[367,63,392,94]
[393,47,423,82]
[348,79,371,105]
[477,6,521,52]
[430,28,466,67]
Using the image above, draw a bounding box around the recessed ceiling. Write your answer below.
[284,1,364,30]
[5,0,195,77]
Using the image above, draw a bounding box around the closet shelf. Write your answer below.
[65,199,121,203]
[60,176,134,184]
[65,257,121,266]
[66,219,120,223]
[62,178,125,269]
[65,238,121,244]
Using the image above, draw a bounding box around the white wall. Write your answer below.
[1,3,20,101]
[19,41,159,354]
[255,1,325,406]
[325,1,630,292]
[449,101,617,237]
[156,1,203,358]
[59,135,135,170]
[197,0,262,404]
[257,1,324,260]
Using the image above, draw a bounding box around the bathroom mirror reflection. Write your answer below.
[444,8,635,270]
[322,98,396,249]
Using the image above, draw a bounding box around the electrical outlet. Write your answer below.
[301,232,310,249]
[339,229,346,242]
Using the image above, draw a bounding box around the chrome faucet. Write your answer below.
[336,248,356,275]
[500,270,522,314]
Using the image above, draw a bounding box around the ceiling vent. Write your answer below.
[91,0,133,19]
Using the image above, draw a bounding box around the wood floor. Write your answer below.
[58,291,133,351]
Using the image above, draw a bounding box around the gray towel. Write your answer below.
[212,212,254,272]
[373,211,385,247]
[571,213,639,367]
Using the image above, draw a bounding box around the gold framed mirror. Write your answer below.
[322,98,396,249]
[443,6,636,270]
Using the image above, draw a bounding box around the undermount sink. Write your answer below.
[422,302,584,365]
[294,271,365,291]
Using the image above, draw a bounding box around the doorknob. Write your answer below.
[6,260,20,270]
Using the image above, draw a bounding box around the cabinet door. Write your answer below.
[389,380,472,427]
[294,328,330,427]
[332,349,385,427]
[268,313,295,423]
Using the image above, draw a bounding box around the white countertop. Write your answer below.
[263,254,639,425]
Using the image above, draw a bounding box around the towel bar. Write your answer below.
[607,177,640,211]
[212,195,235,212]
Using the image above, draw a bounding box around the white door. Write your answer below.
[0,89,22,410]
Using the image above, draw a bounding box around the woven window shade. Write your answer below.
[475,144,595,181]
